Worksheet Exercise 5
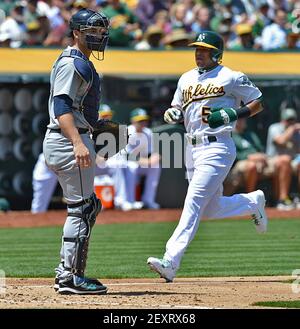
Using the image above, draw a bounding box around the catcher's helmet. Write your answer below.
[189,31,224,63]
[70,9,109,60]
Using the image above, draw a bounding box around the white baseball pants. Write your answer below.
[164,135,258,269]
[125,161,161,206]
[31,153,57,213]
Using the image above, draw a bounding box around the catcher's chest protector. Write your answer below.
[57,48,101,127]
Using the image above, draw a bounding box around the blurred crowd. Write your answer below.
[0,0,300,50]
[224,105,300,210]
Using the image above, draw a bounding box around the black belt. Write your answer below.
[191,135,217,146]
[49,128,89,135]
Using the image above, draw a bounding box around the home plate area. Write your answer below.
[0,276,294,309]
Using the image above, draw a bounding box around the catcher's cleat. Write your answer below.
[147,257,176,282]
[54,276,102,292]
[249,189,268,234]
[58,276,108,295]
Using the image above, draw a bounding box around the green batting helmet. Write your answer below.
[189,31,224,63]
[130,108,150,122]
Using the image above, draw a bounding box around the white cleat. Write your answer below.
[116,201,134,211]
[132,201,144,210]
[147,257,176,282]
[248,189,268,233]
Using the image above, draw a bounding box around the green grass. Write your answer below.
[0,218,299,278]
[253,301,300,308]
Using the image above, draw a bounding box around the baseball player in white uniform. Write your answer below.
[95,104,129,210]
[147,31,268,282]
[31,153,58,213]
[125,108,161,209]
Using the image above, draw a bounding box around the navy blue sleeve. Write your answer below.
[74,58,92,83]
[53,94,73,118]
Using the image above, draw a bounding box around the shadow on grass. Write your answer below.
[253,301,300,308]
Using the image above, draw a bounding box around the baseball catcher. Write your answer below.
[43,8,112,295]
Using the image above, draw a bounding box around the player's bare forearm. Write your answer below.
[274,123,300,146]
[247,98,264,117]
[138,153,160,167]
[148,153,161,167]
[57,113,83,146]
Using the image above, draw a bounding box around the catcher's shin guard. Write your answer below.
[73,235,90,277]
[64,193,102,276]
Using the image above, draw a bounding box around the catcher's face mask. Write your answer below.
[81,25,109,60]
[71,10,110,60]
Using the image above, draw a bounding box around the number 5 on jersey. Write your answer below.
[201,106,212,123]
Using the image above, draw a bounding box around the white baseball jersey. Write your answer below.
[160,64,265,270]
[124,124,161,207]
[126,125,153,159]
[171,65,262,136]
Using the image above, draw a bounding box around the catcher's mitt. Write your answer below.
[92,119,128,159]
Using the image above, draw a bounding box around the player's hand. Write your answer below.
[292,123,300,132]
[149,153,161,167]
[164,108,183,124]
[138,153,160,167]
[73,142,92,168]
[208,107,238,129]
[248,153,267,163]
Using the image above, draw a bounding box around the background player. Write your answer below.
[266,107,300,209]
[95,103,129,210]
[31,153,58,213]
[147,31,268,282]
[43,8,109,294]
[98,103,114,120]
[125,108,161,209]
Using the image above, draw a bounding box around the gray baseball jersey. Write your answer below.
[48,46,101,130]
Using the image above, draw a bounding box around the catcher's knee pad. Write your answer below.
[68,192,102,230]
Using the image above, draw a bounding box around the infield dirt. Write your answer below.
[0,276,296,309]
